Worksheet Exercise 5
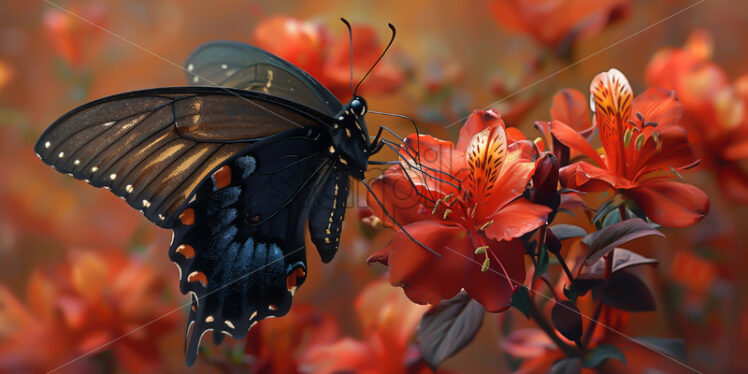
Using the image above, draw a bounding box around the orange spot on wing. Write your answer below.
[213,165,232,189]
[176,244,195,259]
[285,267,306,291]
[188,271,208,286]
[179,208,195,226]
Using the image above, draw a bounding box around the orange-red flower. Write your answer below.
[300,279,430,374]
[251,15,404,100]
[489,0,631,58]
[243,304,339,374]
[367,110,551,312]
[646,30,748,203]
[43,4,107,69]
[0,249,178,373]
[551,68,708,227]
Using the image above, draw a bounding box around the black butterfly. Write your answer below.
[32,20,445,365]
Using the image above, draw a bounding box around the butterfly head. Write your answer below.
[330,96,370,179]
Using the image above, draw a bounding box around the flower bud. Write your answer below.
[530,153,561,212]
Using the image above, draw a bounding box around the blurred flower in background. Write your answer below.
[0,249,178,373]
[489,0,632,59]
[251,15,405,100]
[646,30,748,204]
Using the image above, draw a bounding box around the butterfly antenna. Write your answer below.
[362,179,441,258]
[340,18,355,97]
[354,23,396,96]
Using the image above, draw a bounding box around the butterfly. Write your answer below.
[33,20,441,365]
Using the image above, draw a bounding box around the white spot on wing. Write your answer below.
[74,160,80,166]
[142,199,151,208]
[91,166,98,172]
[109,173,117,180]
[126,184,134,193]
[58,152,64,158]
[224,320,235,329]
[192,76,199,83]
[44,141,51,149]
[187,63,194,71]
[221,64,228,69]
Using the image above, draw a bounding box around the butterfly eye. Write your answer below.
[350,97,367,116]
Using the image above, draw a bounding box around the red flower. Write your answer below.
[0,250,178,373]
[244,304,339,374]
[43,4,107,69]
[489,0,631,58]
[367,110,551,312]
[646,30,748,203]
[251,16,404,100]
[300,280,429,374]
[551,68,709,227]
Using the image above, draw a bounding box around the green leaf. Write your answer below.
[549,224,587,241]
[551,358,583,374]
[585,344,626,368]
[511,286,532,319]
[418,291,485,370]
[582,218,664,266]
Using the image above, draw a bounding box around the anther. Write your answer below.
[634,133,646,151]
[480,220,494,230]
[442,208,452,219]
[481,257,491,272]
[431,200,441,215]
[623,128,633,147]
[474,246,488,255]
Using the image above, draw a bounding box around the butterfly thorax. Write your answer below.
[328,96,370,179]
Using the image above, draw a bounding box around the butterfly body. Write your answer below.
[34,40,377,365]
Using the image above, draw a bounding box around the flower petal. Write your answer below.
[385,221,471,306]
[632,126,699,179]
[484,199,551,242]
[632,87,683,128]
[626,180,709,227]
[549,120,605,166]
[367,172,431,227]
[559,161,618,191]
[457,109,506,153]
[464,239,526,312]
[399,134,464,197]
[591,68,633,174]
[551,89,592,133]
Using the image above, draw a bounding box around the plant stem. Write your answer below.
[527,298,579,357]
[581,300,604,349]
[554,252,575,283]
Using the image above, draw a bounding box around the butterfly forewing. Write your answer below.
[168,127,332,365]
[184,41,344,116]
[34,86,328,227]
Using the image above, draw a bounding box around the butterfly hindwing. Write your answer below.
[308,168,350,263]
[168,127,334,365]
[34,86,329,228]
[185,41,343,116]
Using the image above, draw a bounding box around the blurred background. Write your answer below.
[1,0,747,373]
